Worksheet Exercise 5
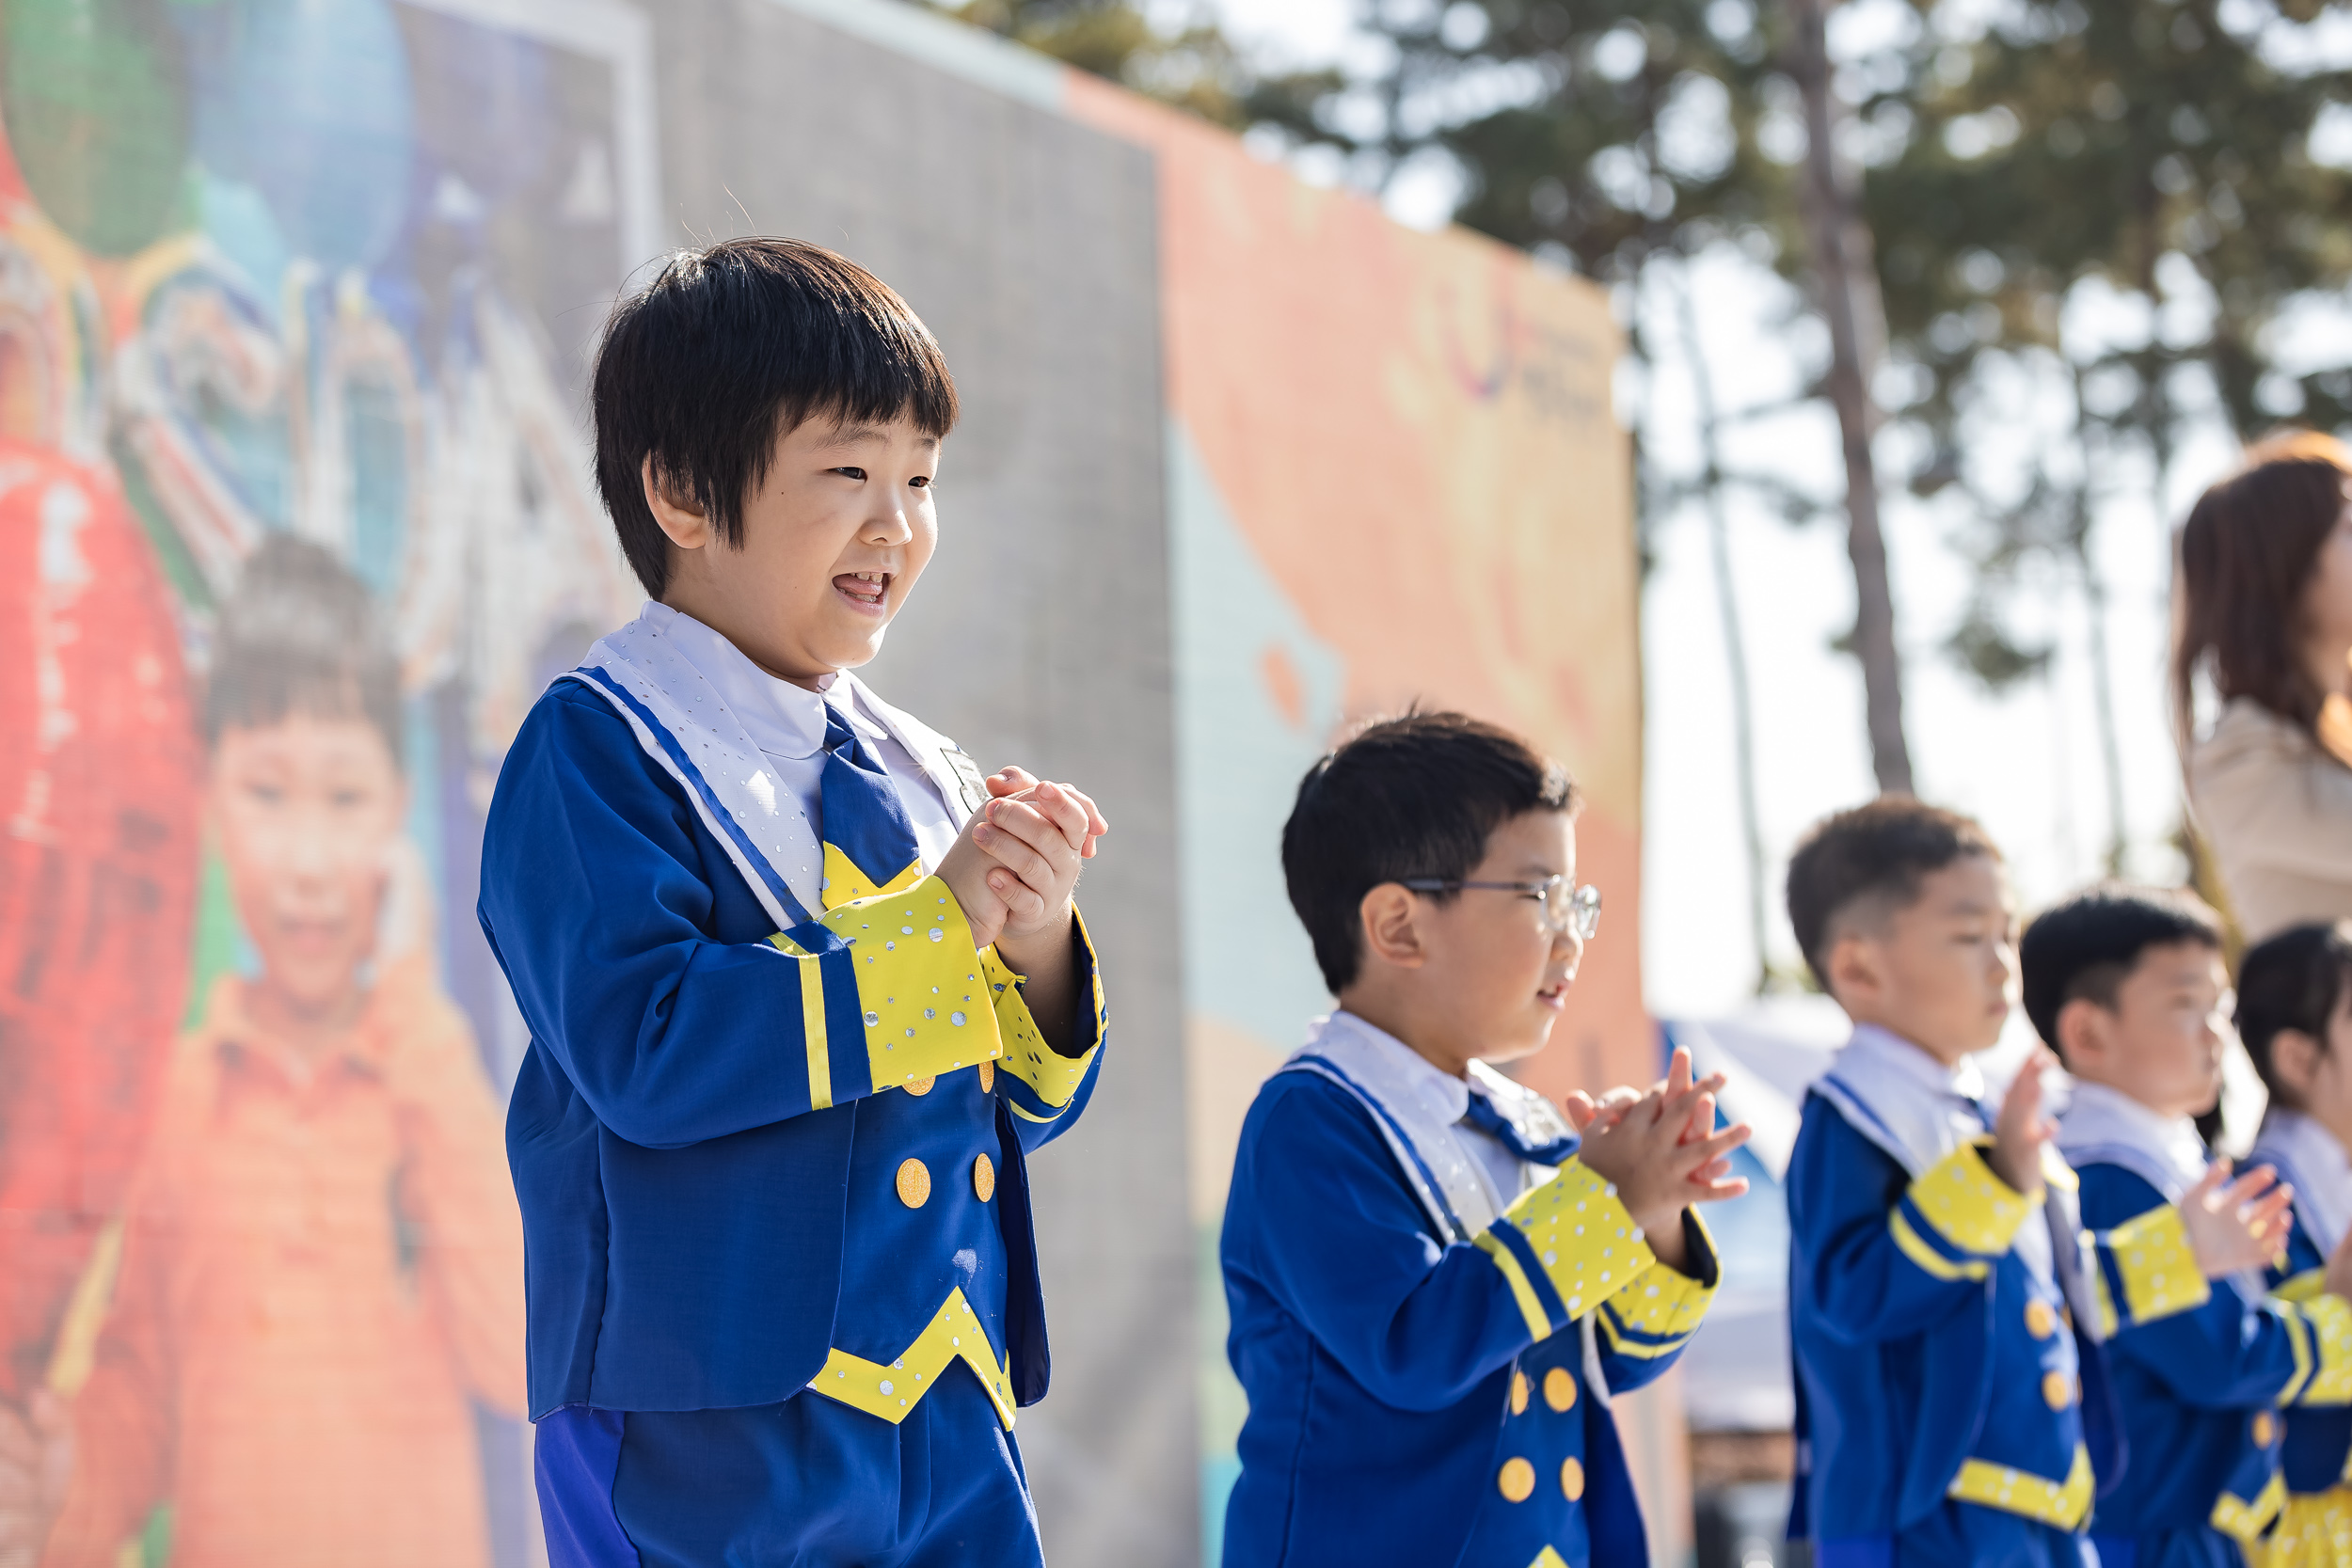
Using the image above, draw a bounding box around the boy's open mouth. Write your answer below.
[834,570,892,611]
[1536,979,1569,1009]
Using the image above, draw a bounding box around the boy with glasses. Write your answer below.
[1218,711,1749,1567]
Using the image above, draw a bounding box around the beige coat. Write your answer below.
[2189,697,2352,942]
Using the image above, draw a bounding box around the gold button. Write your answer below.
[2255,1412,2277,1448]
[1509,1371,1529,1415]
[1544,1367,1577,1412]
[2042,1370,2071,1411]
[905,1076,936,1097]
[978,1059,995,1093]
[1498,1457,1535,1502]
[897,1158,931,1208]
[2025,1300,2057,1339]
[1561,1457,1584,1501]
[973,1153,996,1203]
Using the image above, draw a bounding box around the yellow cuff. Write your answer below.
[772,875,1004,1103]
[1905,1139,2040,1259]
[2091,1203,2212,1336]
[1597,1214,1718,1359]
[988,907,1106,1124]
[1484,1159,1656,1334]
[2288,1293,2352,1406]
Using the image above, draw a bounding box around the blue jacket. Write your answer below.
[1219,1067,1718,1568]
[478,680,1104,1417]
[1788,1091,2220,1560]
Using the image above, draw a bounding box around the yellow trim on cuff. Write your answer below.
[2283,1299,2316,1405]
[1474,1230,1555,1341]
[2292,1293,2352,1406]
[1597,1230,1719,1357]
[1892,1207,1991,1282]
[2100,1203,2212,1330]
[798,959,833,1110]
[803,1288,1017,1429]
[2276,1268,2328,1305]
[1946,1444,2093,1529]
[775,875,1008,1092]
[988,906,1106,1117]
[1528,1550,1570,1568]
[2213,1472,2287,1543]
[1497,1160,1657,1322]
[1910,1140,2041,1259]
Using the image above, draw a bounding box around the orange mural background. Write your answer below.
[1062,78,1675,1559]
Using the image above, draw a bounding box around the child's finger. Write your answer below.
[986,866,1047,924]
[988,767,1040,799]
[1563,1091,1598,1132]
[1676,1121,1753,1172]
[1052,781,1110,840]
[1688,1173,1752,1203]
[979,803,1080,881]
[2239,1185,2296,1236]
[2221,1164,2280,1208]
[1662,1046,1692,1101]
[1023,783,1092,852]
[2185,1161,2230,1208]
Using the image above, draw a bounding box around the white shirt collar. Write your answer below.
[639,600,832,761]
[1846,1022,1986,1102]
[1327,1009,1471,1126]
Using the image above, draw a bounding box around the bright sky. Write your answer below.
[1200,0,2262,1022]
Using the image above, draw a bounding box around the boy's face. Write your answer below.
[210,712,407,1012]
[2061,941,2229,1119]
[1825,853,2016,1065]
[652,411,940,686]
[1408,808,1586,1068]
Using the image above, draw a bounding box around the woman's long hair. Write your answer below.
[2173,430,2352,760]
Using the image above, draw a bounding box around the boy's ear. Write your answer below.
[2054,996,2107,1073]
[641,453,713,550]
[1824,932,1880,1008]
[2275,1027,2324,1101]
[1358,883,1426,972]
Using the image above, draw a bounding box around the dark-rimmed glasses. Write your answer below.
[1399,875,1601,941]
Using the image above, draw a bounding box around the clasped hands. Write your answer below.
[1570,1047,1754,1275]
[936,767,1106,970]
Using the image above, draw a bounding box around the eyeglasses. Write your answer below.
[1399,874,1601,941]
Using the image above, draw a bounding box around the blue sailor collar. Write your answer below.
[2056,1080,2208,1203]
[1279,1010,1576,1242]
[1816,1024,1989,1180]
[2253,1107,2352,1256]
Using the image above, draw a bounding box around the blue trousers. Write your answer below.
[535,1363,1045,1568]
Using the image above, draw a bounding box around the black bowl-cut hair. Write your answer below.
[591,237,960,597]
[206,533,403,768]
[1785,797,2000,990]
[1281,710,1576,995]
[2237,921,2352,1110]
[2017,885,2222,1059]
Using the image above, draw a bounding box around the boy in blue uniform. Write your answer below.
[2242,922,2352,1560]
[2033,888,2352,1566]
[477,239,1112,1567]
[1220,712,1755,1568]
[1783,800,2295,1568]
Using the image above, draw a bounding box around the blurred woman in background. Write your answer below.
[2176,431,2352,944]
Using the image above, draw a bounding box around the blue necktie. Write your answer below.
[818,704,921,911]
[1460,1089,1581,1166]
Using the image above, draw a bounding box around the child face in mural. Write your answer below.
[210,707,408,1043]
[644,411,940,689]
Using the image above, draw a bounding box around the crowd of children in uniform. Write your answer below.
[83,234,2335,1568]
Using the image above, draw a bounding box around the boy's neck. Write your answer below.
[1844,1007,1976,1069]
[1339,993,1475,1080]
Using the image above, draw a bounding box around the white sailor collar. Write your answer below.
[639,600,831,761]
[1850,1022,1985,1100]
[2255,1107,2352,1255]
[2056,1079,2208,1200]
[1326,1009,1472,1126]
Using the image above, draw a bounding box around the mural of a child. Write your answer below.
[37,536,525,1568]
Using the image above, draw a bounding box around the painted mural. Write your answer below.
[0,2,647,1562]
[1059,81,1655,1560]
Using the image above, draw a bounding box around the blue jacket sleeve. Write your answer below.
[2078,1164,2326,1408]
[478,685,1051,1148]
[1224,1075,1706,1413]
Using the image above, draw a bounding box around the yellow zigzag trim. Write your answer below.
[2213,1471,2287,1544]
[804,1288,1017,1429]
[1946,1443,2093,1529]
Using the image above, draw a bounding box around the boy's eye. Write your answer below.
[834,467,867,481]
[909,475,930,488]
